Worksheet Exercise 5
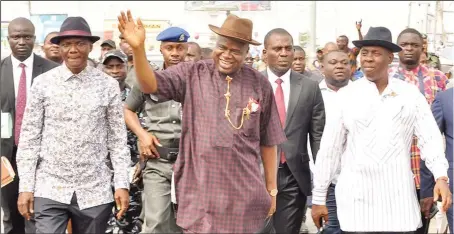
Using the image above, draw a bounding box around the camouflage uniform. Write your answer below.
[106,86,145,234]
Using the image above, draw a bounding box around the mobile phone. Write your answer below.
[429,204,439,219]
[423,205,439,234]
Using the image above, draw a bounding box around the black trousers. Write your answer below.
[273,163,307,234]
[34,193,113,234]
[0,146,35,234]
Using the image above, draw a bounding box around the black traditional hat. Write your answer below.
[352,26,402,52]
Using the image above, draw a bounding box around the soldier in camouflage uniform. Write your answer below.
[102,50,145,234]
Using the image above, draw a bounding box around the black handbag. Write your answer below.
[255,215,276,234]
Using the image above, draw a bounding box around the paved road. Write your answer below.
[0,207,446,233]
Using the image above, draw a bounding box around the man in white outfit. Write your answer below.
[311,26,452,233]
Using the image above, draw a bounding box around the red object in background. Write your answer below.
[103,31,113,40]
[194,33,199,40]
[240,2,258,11]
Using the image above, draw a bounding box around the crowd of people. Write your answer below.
[1,8,453,234]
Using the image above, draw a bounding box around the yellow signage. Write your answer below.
[103,19,171,52]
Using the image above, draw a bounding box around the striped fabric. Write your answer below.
[389,64,448,189]
[312,77,448,232]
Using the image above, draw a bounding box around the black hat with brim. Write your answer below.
[50,16,100,44]
[352,26,402,53]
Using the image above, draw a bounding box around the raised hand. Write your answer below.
[117,10,145,49]
[356,19,362,31]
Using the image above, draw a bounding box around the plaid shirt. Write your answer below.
[389,64,448,189]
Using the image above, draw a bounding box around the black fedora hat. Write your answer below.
[352,26,402,53]
[50,16,100,44]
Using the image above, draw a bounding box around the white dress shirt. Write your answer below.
[312,77,448,232]
[267,67,291,111]
[314,79,350,182]
[11,54,34,100]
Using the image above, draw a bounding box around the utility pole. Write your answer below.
[433,1,438,52]
[431,0,445,52]
[419,2,430,34]
[28,1,32,16]
[407,2,412,28]
[308,1,316,63]
[438,1,447,47]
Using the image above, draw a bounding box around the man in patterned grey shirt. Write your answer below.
[15,17,130,234]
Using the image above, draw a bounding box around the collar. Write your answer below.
[217,64,244,81]
[319,79,351,92]
[267,67,291,84]
[122,86,131,95]
[396,63,427,76]
[363,75,400,97]
[11,53,34,69]
[61,63,92,81]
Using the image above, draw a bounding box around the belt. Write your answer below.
[156,145,179,162]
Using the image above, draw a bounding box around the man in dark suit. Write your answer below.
[262,28,325,234]
[428,88,453,233]
[0,17,58,234]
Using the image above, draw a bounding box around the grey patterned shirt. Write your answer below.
[16,65,130,210]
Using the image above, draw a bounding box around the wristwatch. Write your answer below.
[437,176,450,184]
[268,189,278,197]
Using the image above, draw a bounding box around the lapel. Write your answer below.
[32,54,44,82]
[263,70,303,130]
[285,71,303,130]
[1,56,15,112]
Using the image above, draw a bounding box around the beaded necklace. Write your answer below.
[223,76,252,130]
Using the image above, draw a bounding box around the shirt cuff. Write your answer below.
[19,181,35,193]
[311,188,328,206]
[114,174,130,191]
[433,168,448,182]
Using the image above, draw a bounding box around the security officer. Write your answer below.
[123,27,189,233]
